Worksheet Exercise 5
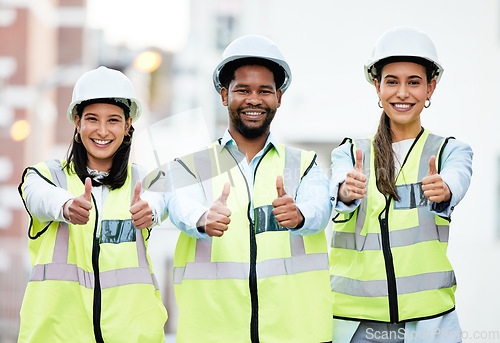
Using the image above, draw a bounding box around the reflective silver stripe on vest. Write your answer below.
[333,135,449,252]
[46,160,67,189]
[332,224,450,250]
[331,270,456,297]
[29,164,159,290]
[174,253,329,284]
[283,146,301,198]
[174,146,326,284]
[354,139,371,251]
[30,263,156,290]
[415,134,449,239]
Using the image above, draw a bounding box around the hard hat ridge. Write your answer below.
[213,34,292,93]
[67,66,142,124]
[364,26,444,85]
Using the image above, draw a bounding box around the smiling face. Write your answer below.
[74,102,132,172]
[221,64,282,140]
[374,61,436,140]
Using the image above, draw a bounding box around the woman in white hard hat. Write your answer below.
[329,27,473,342]
[18,66,167,342]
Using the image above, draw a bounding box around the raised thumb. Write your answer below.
[428,155,437,176]
[354,148,363,171]
[132,180,141,205]
[83,177,92,202]
[276,175,286,197]
[217,182,230,206]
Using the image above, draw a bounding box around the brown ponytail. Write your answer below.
[373,111,400,201]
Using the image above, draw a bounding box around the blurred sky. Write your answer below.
[87,0,190,52]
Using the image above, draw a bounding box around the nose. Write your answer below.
[97,121,108,136]
[245,92,262,106]
[397,84,409,99]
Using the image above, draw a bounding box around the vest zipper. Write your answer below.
[248,206,259,343]
[90,194,104,343]
[226,146,273,343]
[379,196,399,323]
[378,127,424,323]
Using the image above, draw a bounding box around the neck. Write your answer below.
[390,122,422,143]
[228,128,269,162]
[87,159,111,173]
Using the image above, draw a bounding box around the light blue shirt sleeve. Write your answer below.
[429,138,473,218]
[330,142,362,213]
[163,160,209,239]
[292,165,332,236]
[165,130,332,238]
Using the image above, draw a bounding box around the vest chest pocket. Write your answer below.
[101,219,136,243]
[394,182,428,210]
[254,205,288,234]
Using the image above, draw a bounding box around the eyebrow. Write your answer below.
[384,74,423,80]
[83,112,123,118]
[233,83,275,90]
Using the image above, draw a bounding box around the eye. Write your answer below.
[385,79,398,85]
[409,80,421,86]
[85,116,98,122]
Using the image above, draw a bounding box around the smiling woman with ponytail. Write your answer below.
[329,27,473,343]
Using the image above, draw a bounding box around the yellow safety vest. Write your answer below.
[173,142,332,343]
[330,129,456,323]
[18,160,167,343]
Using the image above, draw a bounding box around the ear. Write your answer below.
[427,78,437,99]
[276,88,282,108]
[125,117,133,135]
[374,78,381,98]
[74,115,81,132]
[221,87,228,107]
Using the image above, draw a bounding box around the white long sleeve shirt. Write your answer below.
[23,168,165,229]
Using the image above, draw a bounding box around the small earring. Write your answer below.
[123,134,131,144]
[378,99,383,108]
[74,133,81,143]
[424,99,431,108]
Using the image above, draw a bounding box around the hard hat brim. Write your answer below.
[67,97,142,125]
[213,55,292,94]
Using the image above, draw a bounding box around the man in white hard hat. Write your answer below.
[166,35,333,342]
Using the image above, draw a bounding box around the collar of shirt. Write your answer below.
[219,129,281,159]
[219,129,280,202]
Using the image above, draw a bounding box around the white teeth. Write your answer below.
[394,104,411,109]
[94,139,111,145]
[245,112,262,116]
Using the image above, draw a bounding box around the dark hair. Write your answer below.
[372,56,435,200]
[64,98,134,190]
[374,56,436,84]
[219,57,285,90]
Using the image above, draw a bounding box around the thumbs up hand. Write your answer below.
[272,176,304,229]
[63,177,93,225]
[197,182,231,237]
[422,155,451,203]
[130,180,154,230]
[339,148,367,204]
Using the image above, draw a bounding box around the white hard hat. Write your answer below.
[364,26,444,85]
[67,66,142,124]
[213,34,292,93]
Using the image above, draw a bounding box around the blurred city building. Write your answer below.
[0,1,89,340]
